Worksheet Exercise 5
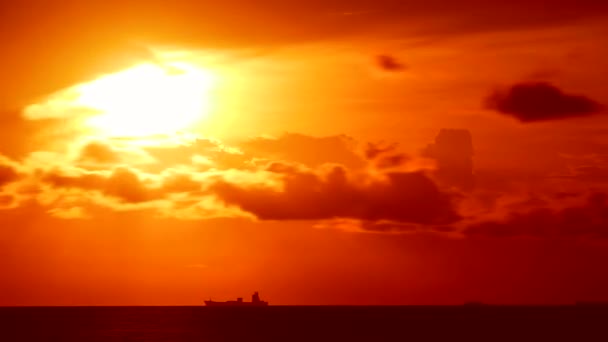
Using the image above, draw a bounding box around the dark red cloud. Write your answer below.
[363,142,410,169]
[423,129,475,190]
[0,162,19,188]
[465,192,608,239]
[103,168,153,203]
[364,142,398,160]
[375,54,406,72]
[212,163,460,227]
[42,167,154,204]
[485,82,604,122]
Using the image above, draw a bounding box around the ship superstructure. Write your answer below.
[205,292,269,307]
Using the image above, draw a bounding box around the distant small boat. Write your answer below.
[205,292,269,307]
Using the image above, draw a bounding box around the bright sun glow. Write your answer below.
[75,62,216,137]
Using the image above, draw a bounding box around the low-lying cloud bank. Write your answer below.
[1,130,607,240]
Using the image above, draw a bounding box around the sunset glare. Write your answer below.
[26,61,217,138]
[2,0,608,313]
[84,63,216,137]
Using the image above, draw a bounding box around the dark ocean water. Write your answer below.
[1,306,607,342]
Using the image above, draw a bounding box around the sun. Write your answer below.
[75,61,216,137]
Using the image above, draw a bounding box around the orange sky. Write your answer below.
[1,0,608,305]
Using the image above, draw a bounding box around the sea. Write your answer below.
[1,306,607,341]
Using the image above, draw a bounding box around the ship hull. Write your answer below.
[204,301,268,307]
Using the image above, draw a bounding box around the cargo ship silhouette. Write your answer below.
[205,292,269,307]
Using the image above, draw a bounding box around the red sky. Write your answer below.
[1,0,608,305]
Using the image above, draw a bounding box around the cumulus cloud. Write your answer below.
[0,165,19,188]
[160,172,205,194]
[77,140,157,168]
[0,156,21,188]
[78,141,122,164]
[4,123,608,240]
[423,129,475,190]
[212,162,460,227]
[485,82,604,122]
[42,167,158,204]
[3,132,421,225]
[362,142,424,171]
[27,146,463,230]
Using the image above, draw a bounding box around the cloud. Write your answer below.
[160,172,205,194]
[20,133,433,225]
[464,192,608,239]
[0,166,19,188]
[0,194,16,209]
[212,162,460,227]
[552,154,608,184]
[143,137,250,171]
[362,142,420,171]
[42,167,157,204]
[48,206,89,219]
[0,157,20,188]
[485,82,604,122]
[77,140,156,167]
[4,117,608,241]
[423,129,475,190]
[0,111,64,159]
[375,54,407,72]
[562,165,608,183]
[78,141,121,164]
[104,168,156,203]
[242,133,365,168]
